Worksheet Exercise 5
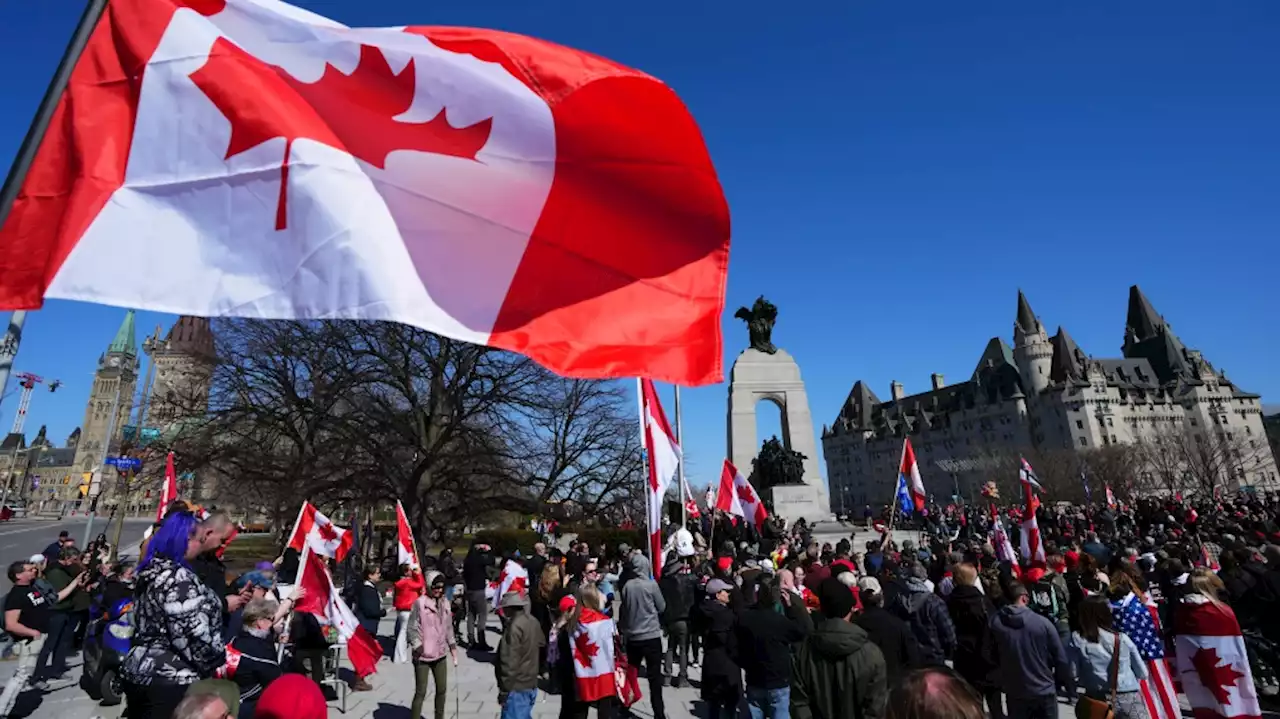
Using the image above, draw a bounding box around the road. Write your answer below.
[0,517,151,595]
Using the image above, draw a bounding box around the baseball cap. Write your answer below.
[856,576,882,595]
[707,578,733,595]
[558,595,578,613]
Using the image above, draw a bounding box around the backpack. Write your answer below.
[1029,580,1059,620]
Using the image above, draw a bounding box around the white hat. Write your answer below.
[27,554,44,564]
[674,528,695,558]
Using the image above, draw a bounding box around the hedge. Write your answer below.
[471,528,647,557]
[472,529,541,556]
[572,529,646,554]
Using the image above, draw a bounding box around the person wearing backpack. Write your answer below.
[1025,562,1069,644]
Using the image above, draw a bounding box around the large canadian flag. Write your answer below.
[640,379,680,575]
[716,459,768,530]
[571,607,617,703]
[287,501,353,561]
[295,549,382,677]
[0,0,730,387]
[1174,595,1261,719]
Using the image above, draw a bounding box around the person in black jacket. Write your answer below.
[853,576,920,685]
[354,566,385,638]
[945,564,1002,719]
[227,598,287,719]
[658,553,697,688]
[693,579,741,719]
[462,543,492,650]
[889,561,956,666]
[737,577,810,718]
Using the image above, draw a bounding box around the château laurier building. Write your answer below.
[822,286,1277,510]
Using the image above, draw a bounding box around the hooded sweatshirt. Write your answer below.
[987,603,1074,699]
[618,554,666,642]
[791,619,888,719]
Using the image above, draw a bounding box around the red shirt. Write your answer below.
[393,573,425,610]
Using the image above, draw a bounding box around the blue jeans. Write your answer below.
[500,689,537,719]
[747,686,790,719]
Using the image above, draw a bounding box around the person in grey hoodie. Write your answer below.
[618,553,667,719]
[987,582,1074,719]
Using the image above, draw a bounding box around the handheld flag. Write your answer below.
[156,451,178,521]
[716,459,768,530]
[899,438,926,513]
[395,501,418,569]
[894,474,913,515]
[640,379,680,574]
[287,502,353,561]
[0,0,730,387]
[1019,456,1046,564]
[296,550,382,677]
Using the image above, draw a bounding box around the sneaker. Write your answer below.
[672,676,686,689]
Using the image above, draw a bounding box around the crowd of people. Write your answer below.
[1,490,1278,719]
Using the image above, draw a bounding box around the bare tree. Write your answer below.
[1133,425,1275,498]
[165,319,646,549]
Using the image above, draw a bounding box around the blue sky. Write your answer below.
[1,1,1277,495]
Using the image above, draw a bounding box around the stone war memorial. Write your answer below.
[727,296,830,521]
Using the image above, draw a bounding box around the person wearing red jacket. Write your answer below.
[393,565,424,663]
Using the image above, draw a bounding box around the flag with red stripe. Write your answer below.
[287,502,353,561]
[571,608,617,702]
[1019,456,1046,564]
[716,459,768,530]
[1174,596,1261,719]
[0,0,730,387]
[640,379,680,575]
[295,549,382,677]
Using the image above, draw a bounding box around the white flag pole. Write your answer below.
[675,385,687,529]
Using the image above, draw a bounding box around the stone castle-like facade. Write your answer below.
[822,286,1276,510]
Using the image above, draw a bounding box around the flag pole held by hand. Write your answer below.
[0,0,109,227]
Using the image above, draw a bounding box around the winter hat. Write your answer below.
[252,674,328,719]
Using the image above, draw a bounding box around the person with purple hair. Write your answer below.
[120,509,236,719]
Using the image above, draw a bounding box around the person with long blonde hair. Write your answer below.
[1174,568,1260,719]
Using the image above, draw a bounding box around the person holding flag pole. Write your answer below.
[881,437,925,549]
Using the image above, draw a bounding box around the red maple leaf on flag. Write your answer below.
[189,37,493,230]
[573,630,600,669]
[1191,646,1245,704]
[509,576,528,596]
[316,520,339,543]
[736,482,757,506]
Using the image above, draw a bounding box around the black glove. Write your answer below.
[498,692,509,705]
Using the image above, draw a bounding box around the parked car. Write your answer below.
[0,502,26,520]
